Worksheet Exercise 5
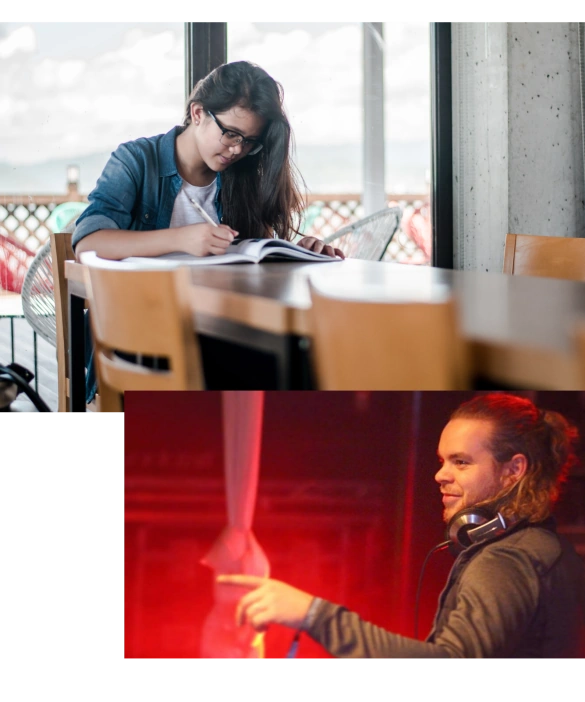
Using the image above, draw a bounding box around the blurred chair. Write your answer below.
[0,232,35,294]
[308,281,469,390]
[323,206,402,261]
[573,322,585,390]
[503,233,585,281]
[401,200,431,263]
[84,265,204,411]
[46,201,88,236]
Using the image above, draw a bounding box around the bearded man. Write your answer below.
[220,394,585,658]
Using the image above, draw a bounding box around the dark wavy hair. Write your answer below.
[450,393,579,522]
[183,61,305,240]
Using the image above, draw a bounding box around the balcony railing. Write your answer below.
[0,180,85,254]
[0,181,431,271]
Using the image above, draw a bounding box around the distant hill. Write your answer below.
[0,141,429,196]
[0,151,112,196]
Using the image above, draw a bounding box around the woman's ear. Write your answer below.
[191,104,204,125]
[501,453,528,488]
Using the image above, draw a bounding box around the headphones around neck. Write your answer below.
[445,506,512,550]
[415,505,517,638]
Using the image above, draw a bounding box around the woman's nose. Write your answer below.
[230,142,243,156]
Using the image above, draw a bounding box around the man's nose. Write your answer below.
[435,463,452,484]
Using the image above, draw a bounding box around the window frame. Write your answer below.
[430,22,453,269]
[185,23,227,97]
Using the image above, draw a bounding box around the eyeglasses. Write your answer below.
[207,110,263,156]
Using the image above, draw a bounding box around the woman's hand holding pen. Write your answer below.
[217,574,314,632]
[297,235,345,259]
[181,197,238,256]
[176,222,238,256]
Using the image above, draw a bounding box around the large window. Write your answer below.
[228,22,431,262]
[0,22,431,262]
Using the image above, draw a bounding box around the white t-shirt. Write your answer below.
[170,178,219,228]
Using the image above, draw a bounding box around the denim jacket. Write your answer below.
[72,125,223,249]
[73,125,223,402]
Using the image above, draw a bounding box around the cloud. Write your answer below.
[0,25,35,59]
[1,25,185,164]
[229,23,363,145]
[0,22,430,169]
[33,58,87,90]
[228,22,430,145]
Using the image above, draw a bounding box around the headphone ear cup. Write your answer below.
[446,506,494,549]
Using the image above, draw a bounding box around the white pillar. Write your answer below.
[363,23,386,216]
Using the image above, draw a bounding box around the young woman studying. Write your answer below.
[73,60,343,259]
[73,60,343,403]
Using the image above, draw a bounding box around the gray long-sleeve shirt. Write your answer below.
[304,521,585,657]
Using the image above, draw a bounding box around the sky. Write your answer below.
[0,22,431,166]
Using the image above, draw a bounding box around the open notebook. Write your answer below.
[80,238,337,269]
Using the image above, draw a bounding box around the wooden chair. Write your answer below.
[572,322,585,390]
[308,281,469,390]
[49,232,99,412]
[503,233,585,281]
[84,265,204,411]
[49,232,75,411]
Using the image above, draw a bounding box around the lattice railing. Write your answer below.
[0,185,431,263]
[0,184,85,253]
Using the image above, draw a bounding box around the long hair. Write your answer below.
[183,61,305,240]
[450,393,579,522]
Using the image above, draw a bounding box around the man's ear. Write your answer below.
[501,453,528,488]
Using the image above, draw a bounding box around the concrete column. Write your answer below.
[452,23,509,272]
[452,22,585,272]
[508,22,584,239]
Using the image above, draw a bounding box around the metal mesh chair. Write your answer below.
[21,240,56,347]
[323,205,402,261]
[20,204,86,350]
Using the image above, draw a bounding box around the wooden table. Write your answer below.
[65,258,585,410]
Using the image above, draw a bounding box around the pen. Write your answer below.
[189,198,218,228]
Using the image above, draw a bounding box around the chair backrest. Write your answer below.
[503,233,585,281]
[308,281,469,390]
[323,206,402,261]
[21,239,56,346]
[84,265,204,411]
[49,232,75,412]
[575,319,585,390]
